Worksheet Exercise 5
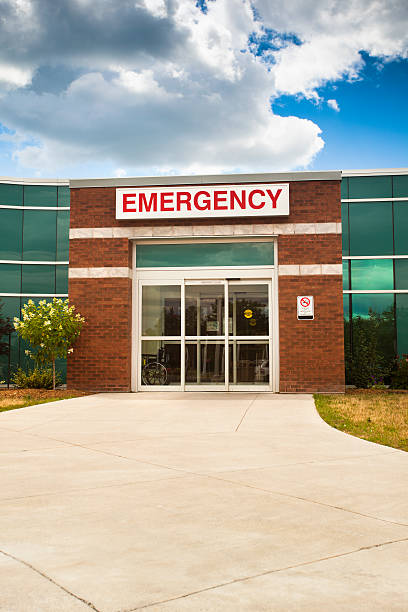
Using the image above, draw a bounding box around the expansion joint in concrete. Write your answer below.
[0,548,101,611]
[124,535,408,611]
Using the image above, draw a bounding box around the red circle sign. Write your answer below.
[300,297,310,308]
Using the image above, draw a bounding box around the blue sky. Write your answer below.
[274,54,408,171]
[0,0,407,178]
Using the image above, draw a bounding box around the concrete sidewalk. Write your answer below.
[0,392,407,611]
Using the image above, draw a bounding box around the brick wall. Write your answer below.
[67,278,132,392]
[68,177,344,393]
[278,276,344,393]
[70,180,340,229]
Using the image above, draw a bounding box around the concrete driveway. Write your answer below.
[0,392,407,612]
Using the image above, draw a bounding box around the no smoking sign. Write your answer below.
[297,295,314,320]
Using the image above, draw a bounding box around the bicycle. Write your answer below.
[142,347,168,385]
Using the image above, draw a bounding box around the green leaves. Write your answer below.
[13,298,85,365]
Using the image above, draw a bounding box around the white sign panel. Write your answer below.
[297,295,314,320]
[116,183,289,221]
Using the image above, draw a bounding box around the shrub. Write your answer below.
[13,298,85,389]
[390,357,408,390]
[12,367,62,390]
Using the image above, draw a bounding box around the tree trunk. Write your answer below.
[53,359,56,391]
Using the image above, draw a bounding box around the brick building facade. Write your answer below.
[67,171,344,393]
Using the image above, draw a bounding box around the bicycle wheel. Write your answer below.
[142,362,167,385]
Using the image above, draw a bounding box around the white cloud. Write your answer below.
[0,62,33,91]
[327,99,340,112]
[255,0,408,97]
[0,0,407,176]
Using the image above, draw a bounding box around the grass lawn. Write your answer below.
[314,390,408,452]
[0,388,90,413]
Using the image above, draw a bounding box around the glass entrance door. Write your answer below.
[138,278,273,391]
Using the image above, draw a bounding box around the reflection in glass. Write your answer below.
[142,285,181,336]
[137,242,274,268]
[350,259,393,290]
[229,284,268,336]
[56,265,68,293]
[396,295,408,357]
[0,209,23,260]
[348,176,392,199]
[185,285,224,336]
[58,186,70,207]
[394,202,408,255]
[0,183,23,206]
[141,340,180,385]
[0,264,21,293]
[341,203,349,256]
[24,185,57,207]
[342,261,349,290]
[185,341,225,384]
[21,265,55,294]
[23,210,57,260]
[0,297,20,382]
[229,342,269,384]
[395,260,408,290]
[349,203,393,256]
[57,210,70,261]
[351,294,395,363]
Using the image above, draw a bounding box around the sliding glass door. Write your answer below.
[138,278,273,391]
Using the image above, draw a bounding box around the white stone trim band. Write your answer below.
[279,264,342,276]
[69,267,132,279]
[68,265,341,278]
[70,222,342,240]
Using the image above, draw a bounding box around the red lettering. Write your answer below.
[266,188,282,208]
[160,192,174,212]
[123,193,137,213]
[248,189,265,209]
[176,192,192,211]
[230,190,246,210]
[139,192,157,212]
[214,190,228,210]
[194,191,211,211]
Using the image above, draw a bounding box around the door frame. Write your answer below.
[131,240,279,392]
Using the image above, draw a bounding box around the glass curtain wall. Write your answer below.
[342,173,408,383]
[0,182,70,383]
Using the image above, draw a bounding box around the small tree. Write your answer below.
[13,298,85,390]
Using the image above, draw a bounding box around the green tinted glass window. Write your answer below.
[340,178,348,199]
[349,202,393,256]
[0,297,21,381]
[22,265,55,294]
[0,209,23,259]
[56,265,68,293]
[57,210,70,261]
[393,175,408,198]
[395,260,408,290]
[137,241,274,268]
[24,185,57,207]
[0,264,21,293]
[352,293,395,361]
[23,210,57,260]
[341,203,349,255]
[343,294,350,322]
[394,202,408,255]
[58,186,70,207]
[396,294,408,357]
[342,260,349,290]
[350,259,393,290]
[0,183,23,206]
[343,295,351,381]
[348,176,392,199]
